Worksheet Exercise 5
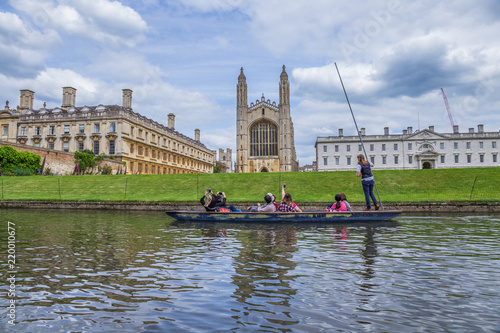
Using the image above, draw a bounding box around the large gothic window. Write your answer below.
[250,120,278,157]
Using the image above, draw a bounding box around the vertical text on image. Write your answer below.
[7,221,17,325]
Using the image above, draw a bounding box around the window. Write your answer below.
[34,142,40,147]
[454,142,458,150]
[79,124,85,134]
[394,143,398,151]
[130,144,135,154]
[479,142,484,149]
[370,144,374,151]
[370,156,375,164]
[21,127,26,136]
[409,155,413,164]
[408,143,412,150]
[467,154,471,163]
[455,155,459,163]
[466,142,471,150]
[347,157,351,165]
[78,141,84,151]
[382,156,386,164]
[441,155,445,163]
[49,126,55,135]
[249,120,278,157]
[480,154,484,163]
[494,154,498,163]
[493,141,497,149]
[48,142,54,150]
[138,129,143,137]
[64,125,70,134]
[3,126,8,135]
[35,126,41,135]
[394,156,399,164]
[110,122,116,132]
[335,157,339,165]
[323,157,328,166]
[109,140,115,155]
[94,123,100,133]
[382,144,386,151]
[138,146,143,155]
[323,145,327,153]
[63,141,69,152]
[358,144,362,152]
[440,142,444,150]
[335,145,339,152]
[346,145,350,152]
[93,140,99,155]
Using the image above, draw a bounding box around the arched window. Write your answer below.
[250,120,278,157]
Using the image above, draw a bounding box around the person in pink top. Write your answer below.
[327,194,347,212]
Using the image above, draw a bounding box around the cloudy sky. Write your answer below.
[1,0,499,165]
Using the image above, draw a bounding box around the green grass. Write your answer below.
[1,167,499,203]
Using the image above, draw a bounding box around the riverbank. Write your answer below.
[1,200,499,213]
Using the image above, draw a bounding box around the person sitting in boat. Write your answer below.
[327,194,347,212]
[339,192,351,212]
[247,194,277,212]
[278,185,303,212]
[215,191,241,212]
[200,188,218,211]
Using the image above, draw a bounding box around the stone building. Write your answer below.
[0,87,215,174]
[218,148,233,173]
[235,66,298,173]
[315,125,500,171]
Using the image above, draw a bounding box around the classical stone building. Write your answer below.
[235,66,298,173]
[315,125,499,171]
[0,87,215,174]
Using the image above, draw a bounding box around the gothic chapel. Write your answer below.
[235,66,298,173]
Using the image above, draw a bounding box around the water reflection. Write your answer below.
[0,210,499,332]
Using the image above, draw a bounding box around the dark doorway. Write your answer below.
[422,162,432,169]
[261,168,269,172]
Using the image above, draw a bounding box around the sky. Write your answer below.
[1,0,499,166]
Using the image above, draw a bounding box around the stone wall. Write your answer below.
[0,140,123,175]
[0,200,499,213]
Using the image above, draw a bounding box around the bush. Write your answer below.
[99,165,113,175]
[10,167,34,176]
[0,146,41,173]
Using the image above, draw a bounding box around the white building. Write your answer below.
[315,124,499,171]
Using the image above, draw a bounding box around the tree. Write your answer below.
[213,165,222,173]
[0,146,41,174]
[74,150,108,174]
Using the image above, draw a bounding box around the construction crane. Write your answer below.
[440,88,455,130]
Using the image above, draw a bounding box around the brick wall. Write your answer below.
[0,140,123,175]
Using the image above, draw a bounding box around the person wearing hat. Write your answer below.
[247,193,277,212]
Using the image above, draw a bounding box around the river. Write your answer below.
[0,209,499,332]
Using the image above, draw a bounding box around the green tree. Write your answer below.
[0,146,41,174]
[74,150,108,174]
[213,165,222,173]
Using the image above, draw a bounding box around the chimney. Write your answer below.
[478,124,484,133]
[19,89,34,111]
[429,125,434,132]
[122,89,132,109]
[338,128,343,137]
[195,129,200,141]
[408,126,413,134]
[168,113,175,129]
[403,129,408,135]
[62,87,76,109]
[384,127,389,135]
[360,128,365,136]
[469,128,474,134]
[453,125,459,134]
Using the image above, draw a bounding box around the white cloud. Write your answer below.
[0,11,61,77]
[10,0,148,47]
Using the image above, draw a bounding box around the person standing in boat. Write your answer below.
[278,185,303,212]
[356,154,379,211]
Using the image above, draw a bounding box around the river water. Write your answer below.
[0,209,499,332]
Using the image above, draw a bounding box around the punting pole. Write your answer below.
[334,62,384,210]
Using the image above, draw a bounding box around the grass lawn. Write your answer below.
[1,167,499,203]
